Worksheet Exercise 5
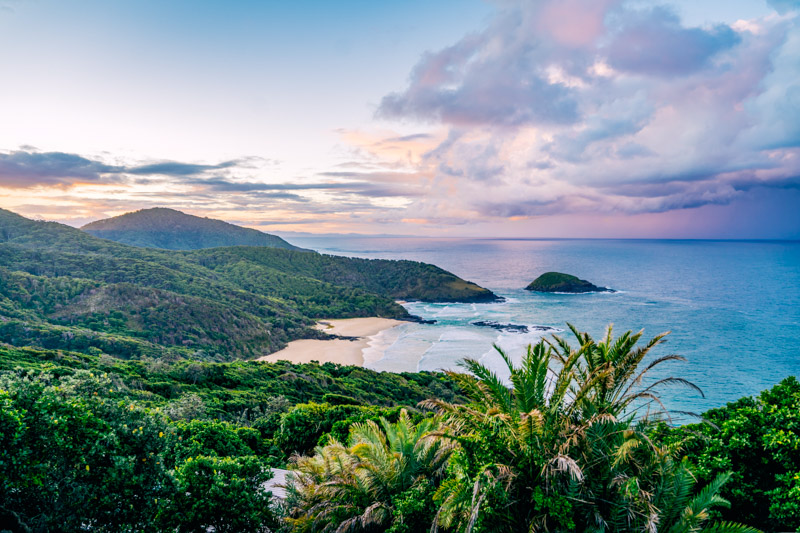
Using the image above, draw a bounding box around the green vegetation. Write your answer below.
[525,271,612,293]
[413,326,751,532]
[82,207,304,251]
[0,207,496,359]
[0,236,793,533]
[0,369,281,532]
[0,344,463,418]
[286,410,451,532]
[0,342,464,531]
[193,246,500,304]
[659,376,800,532]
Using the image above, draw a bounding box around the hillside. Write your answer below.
[82,207,304,251]
[188,246,500,304]
[0,208,497,360]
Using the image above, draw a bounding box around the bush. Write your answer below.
[157,455,277,533]
[668,376,800,531]
[0,371,173,532]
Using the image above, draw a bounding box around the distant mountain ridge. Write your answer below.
[82,207,304,251]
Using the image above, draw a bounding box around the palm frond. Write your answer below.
[700,521,762,533]
[458,358,515,416]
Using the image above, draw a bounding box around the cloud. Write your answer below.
[767,0,800,14]
[381,133,433,143]
[616,142,656,159]
[187,176,415,197]
[0,151,250,188]
[604,7,740,77]
[127,160,239,176]
[365,0,800,234]
[245,192,309,202]
[0,151,300,191]
[6,1,800,238]
[378,21,580,126]
[0,146,428,232]
[0,151,121,188]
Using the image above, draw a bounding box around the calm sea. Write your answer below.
[285,236,800,416]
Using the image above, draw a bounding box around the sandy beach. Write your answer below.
[257,317,405,366]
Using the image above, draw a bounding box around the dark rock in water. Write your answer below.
[472,321,529,333]
[528,325,561,332]
[460,292,505,303]
[471,321,561,334]
[525,272,614,293]
[406,315,437,325]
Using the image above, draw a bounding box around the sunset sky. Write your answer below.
[1,0,799,238]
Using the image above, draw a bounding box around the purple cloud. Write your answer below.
[127,160,239,176]
[605,7,740,77]
[0,151,250,188]
[0,151,121,187]
[378,18,580,127]
[370,0,800,233]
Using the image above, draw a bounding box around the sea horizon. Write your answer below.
[273,231,800,243]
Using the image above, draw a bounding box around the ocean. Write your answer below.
[284,236,800,417]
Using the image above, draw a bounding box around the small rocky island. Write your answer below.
[525,272,614,293]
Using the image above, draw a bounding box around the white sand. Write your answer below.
[256,317,405,366]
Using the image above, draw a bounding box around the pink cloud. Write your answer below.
[537,0,617,48]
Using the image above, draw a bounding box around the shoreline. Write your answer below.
[256,317,405,366]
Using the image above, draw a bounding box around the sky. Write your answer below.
[1,0,799,239]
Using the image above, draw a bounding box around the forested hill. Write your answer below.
[82,207,305,251]
[0,208,497,360]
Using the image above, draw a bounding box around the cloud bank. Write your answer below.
[0,149,422,230]
[372,0,800,231]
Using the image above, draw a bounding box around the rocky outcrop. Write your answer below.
[471,321,561,334]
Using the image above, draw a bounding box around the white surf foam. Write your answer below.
[361,323,408,367]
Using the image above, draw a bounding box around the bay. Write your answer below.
[284,236,800,416]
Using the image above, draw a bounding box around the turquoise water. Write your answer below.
[286,237,800,416]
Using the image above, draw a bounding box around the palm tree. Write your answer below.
[285,409,453,533]
[550,324,702,420]
[427,325,757,533]
[425,340,585,531]
[652,458,759,533]
[548,325,705,531]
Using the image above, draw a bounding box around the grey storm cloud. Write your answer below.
[476,199,567,218]
[192,177,388,194]
[247,192,309,201]
[0,149,422,207]
[185,175,423,199]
